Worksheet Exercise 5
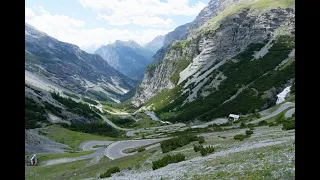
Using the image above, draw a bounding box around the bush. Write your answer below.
[107,115,136,128]
[200,146,215,156]
[160,135,198,153]
[198,136,205,144]
[193,144,204,152]
[290,84,295,94]
[258,120,268,126]
[245,129,254,136]
[137,148,145,152]
[240,122,247,128]
[82,97,98,105]
[25,97,49,129]
[99,167,120,178]
[247,123,255,128]
[282,120,295,130]
[269,123,278,127]
[234,134,246,141]
[61,122,122,137]
[51,92,100,119]
[44,102,62,116]
[152,153,185,170]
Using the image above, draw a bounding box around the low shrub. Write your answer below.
[234,134,246,141]
[258,120,268,126]
[269,123,278,127]
[198,136,205,144]
[240,122,247,128]
[99,167,120,178]
[247,123,255,128]
[152,153,185,170]
[200,146,215,156]
[245,129,254,136]
[160,135,198,153]
[61,123,121,137]
[282,120,295,130]
[193,144,203,152]
[137,148,145,152]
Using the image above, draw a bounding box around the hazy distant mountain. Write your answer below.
[81,43,104,54]
[95,40,154,80]
[144,35,165,53]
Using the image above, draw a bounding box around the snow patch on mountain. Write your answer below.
[276,86,291,104]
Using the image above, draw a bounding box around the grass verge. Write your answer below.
[38,125,117,149]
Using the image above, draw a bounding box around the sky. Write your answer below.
[25,0,209,51]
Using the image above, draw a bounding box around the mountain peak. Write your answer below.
[25,23,47,39]
[114,40,141,48]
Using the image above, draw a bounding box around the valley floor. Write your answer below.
[103,125,295,180]
[25,100,295,180]
[25,124,294,180]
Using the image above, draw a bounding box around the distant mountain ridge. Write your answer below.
[144,35,165,53]
[95,40,155,80]
[25,23,137,102]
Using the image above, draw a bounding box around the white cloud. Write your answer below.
[25,6,171,49]
[25,7,36,20]
[26,6,85,30]
[80,0,206,27]
[100,14,175,28]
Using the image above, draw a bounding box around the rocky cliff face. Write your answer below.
[162,0,241,48]
[132,0,295,120]
[25,23,136,102]
[150,0,241,66]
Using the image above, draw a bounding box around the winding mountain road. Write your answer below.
[104,139,166,160]
[38,102,295,166]
[191,118,229,129]
[100,114,132,131]
[248,102,295,124]
[40,147,106,166]
[285,108,295,118]
[39,138,166,166]
[79,140,114,151]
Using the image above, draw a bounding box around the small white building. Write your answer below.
[229,114,240,121]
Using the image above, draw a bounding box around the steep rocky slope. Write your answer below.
[162,0,241,48]
[150,0,241,64]
[132,0,295,123]
[25,23,136,102]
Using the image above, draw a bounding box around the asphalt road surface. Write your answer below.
[40,147,106,166]
[248,102,295,124]
[100,114,132,131]
[105,139,166,160]
[79,140,114,151]
[284,108,295,118]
